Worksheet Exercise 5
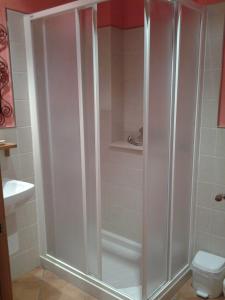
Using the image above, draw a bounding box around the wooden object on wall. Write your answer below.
[0,142,17,156]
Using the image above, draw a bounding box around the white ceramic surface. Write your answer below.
[3,178,34,215]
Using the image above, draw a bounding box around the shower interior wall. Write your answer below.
[99,25,144,243]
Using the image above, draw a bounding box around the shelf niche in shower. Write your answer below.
[110,141,143,152]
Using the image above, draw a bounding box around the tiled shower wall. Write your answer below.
[99,27,143,243]
[123,27,144,138]
[194,4,225,257]
[0,11,39,279]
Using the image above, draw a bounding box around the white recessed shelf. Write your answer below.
[110,141,143,152]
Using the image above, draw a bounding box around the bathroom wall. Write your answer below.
[0,10,39,279]
[194,3,225,257]
[123,27,144,138]
[99,26,143,243]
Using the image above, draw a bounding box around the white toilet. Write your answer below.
[191,251,225,298]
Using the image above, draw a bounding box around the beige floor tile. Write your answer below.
[12,268,97,300]
[14,268,225,300]
[174,279,225,300]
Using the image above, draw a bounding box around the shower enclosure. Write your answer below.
[24,0,205,299]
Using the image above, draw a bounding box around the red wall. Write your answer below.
[4,0,225,13]
[2,0,73,13]
[2,0,225,15]
[1,0,224,15]
[4,0,223,27]
[97,0,144,29]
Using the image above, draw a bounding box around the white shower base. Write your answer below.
[102,230,142,300]
[118,286,142,300]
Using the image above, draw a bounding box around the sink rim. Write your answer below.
[3,178,34,200]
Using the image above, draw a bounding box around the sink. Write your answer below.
[3,179,35,215]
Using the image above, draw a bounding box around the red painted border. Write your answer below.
[97,0,144,29]
[3,0,225,14]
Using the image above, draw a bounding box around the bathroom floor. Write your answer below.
[12,268,97,300]
[12,269,225,300]
[173,279,225,300]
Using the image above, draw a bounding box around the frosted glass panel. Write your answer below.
[171,6,201,276]
[79,8,101,277]
[144,1,174,297]
[32,12,86,272]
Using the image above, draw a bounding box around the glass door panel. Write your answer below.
[78,6,102,278]
[143,0,175,297]
[32,11,87,272]
[98,0,144,298]
[170,4,202,277]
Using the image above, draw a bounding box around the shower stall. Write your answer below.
[24,0,206,299]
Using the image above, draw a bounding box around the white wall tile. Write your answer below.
[201,101,219,128]
[15,100,31,127]
[198,155,216,183]
[211,235,225,257]
[214,157,225,185]
[12,72,29,100]
[197,182,214,209]
[17,127,33,154]
[205,36,223,71]
[195,231,213,253]
[196,206,212,234]
[20,153,34,179]
[211,209,225,238]
[202,70,222,101]
[206,7,225,39]
[7,11,25,44]
[102,162,143,189]
[10,42,27,73]
[0,11,40,279]
[99,27,144,242]
[1,155,22,179]
[195,6,225,257]
[200,128,216,155]
[215,130,225,158]
[16,201,37,230]
[17,224,39,254]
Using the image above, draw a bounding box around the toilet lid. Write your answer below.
[192,251,225,273]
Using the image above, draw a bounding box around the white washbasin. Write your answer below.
[3,179,34,215]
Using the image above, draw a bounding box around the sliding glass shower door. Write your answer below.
[31,4,102,277]
[27,0,205,299]
[143,0,175,297]
[143,0,204,299]
[170,4,202,277]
